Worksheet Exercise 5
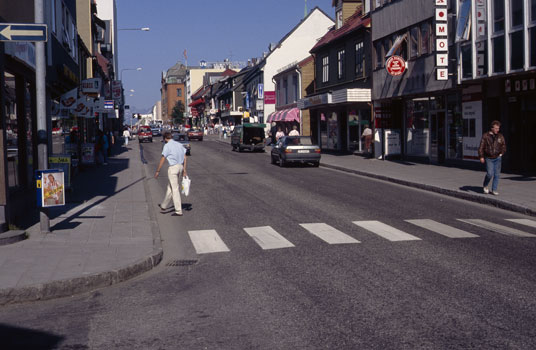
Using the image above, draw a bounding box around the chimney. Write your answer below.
[333,0,362,29]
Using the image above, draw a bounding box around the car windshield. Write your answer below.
[284,136,313,146]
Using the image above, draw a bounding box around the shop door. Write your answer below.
[430,111,446,164]
[509,99,536,173]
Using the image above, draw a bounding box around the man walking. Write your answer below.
[478,120,506,195]
[155,131,188,216]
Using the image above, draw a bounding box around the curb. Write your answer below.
[321,163,536,217]
[0,230,27,246]
[0,147,163,306]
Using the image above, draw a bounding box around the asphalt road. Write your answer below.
[1,138,536,349]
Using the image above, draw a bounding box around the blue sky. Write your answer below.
[116,0,334,112]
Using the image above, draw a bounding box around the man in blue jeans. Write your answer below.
[478,120,507,195]
[155,132,188,216]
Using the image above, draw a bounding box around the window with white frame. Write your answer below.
[510,0,524,70]
[492,0,505,73]
[355,41,364,76]
[531,0,536,66]
[337,49,345,79]
[322,55,329,83]
[456,0,472,42]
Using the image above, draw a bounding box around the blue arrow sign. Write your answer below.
[0,23,47,42]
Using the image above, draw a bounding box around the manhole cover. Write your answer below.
[166,259,198,267]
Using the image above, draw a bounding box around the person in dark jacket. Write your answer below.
[478,120,506,195]
[269,122,277,146]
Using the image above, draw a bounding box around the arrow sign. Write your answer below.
[0,23,47,42]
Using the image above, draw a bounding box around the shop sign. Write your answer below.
[435,0,448,80]
[256,99,264,111]
[303,93,332,109]
[4,42,35,69]
[386,55,406,76]
[462,100,482,161]
[111,80,122,104]
[264,91,276,104]
[384,129,401,155]
[81,78,102,95]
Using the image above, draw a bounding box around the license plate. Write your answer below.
[297,150,309,153]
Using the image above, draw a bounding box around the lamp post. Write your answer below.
[118,27,150,31]
[120,67,142,81]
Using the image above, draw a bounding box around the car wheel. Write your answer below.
[313,161,320,167]
[150,139,153,143]
[279,156,285,167]
[199,138,203,141]
[271,155,276,164]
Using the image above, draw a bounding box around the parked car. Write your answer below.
[138,125,153,142]
[151,127,162,137]
[52,127,62,135]
[270,136,321,167]
[172,132,191,155]
[231,123,266,152]
[187,128,203,141]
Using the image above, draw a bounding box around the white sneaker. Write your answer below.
[483,186,489,194]
[491,190,499,196]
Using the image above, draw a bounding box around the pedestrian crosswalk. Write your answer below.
[186,218,536,255]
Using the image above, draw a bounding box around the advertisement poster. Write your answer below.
[49,155,71,188]
[40,171,65,207]
[384,129,401,155]
[462,100,482,161]
[81,143,95,164]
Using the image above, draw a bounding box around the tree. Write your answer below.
[171,101,185,125]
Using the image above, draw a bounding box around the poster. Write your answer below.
[81,143,95,164]
[38,171,65,207]
[462,100,482,161]
[49,155,71,188]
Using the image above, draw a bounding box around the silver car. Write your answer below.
[270,136,321,167]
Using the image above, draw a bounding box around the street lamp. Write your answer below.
[118,27,150,31]
[120,67,142,81]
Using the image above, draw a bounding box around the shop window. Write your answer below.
[410,27,419,58]
[337,49,345,80]
[461,44,472,78]
[463,118,476,138]
[456,0,472,42]
[420,22,430,55]
[322,55,329,83]
[493,0,505,33]
[510,31,524,70]
[405,98,430,157]
[493,35,505,72]
[386,33,407,59]
[4,72,19,189]
[532,0,536,21]
[355,41,364,77]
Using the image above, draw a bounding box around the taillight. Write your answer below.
[284,149,293,153]
[314,148,321,153]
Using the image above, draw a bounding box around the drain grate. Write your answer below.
[166,259,198,267]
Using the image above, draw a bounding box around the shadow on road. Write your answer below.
[0,323,64,349]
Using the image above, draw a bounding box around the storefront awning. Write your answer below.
[267,108,300,123]
[188,98,204,107]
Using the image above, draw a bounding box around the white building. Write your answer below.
[244,7,334,122]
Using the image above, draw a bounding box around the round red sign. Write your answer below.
[386,55,407,76]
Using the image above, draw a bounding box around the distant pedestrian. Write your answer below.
[269,122,277,145]
[155,131,188,216]
[289,125,300,136]
[361,124,373,155]
[96,129,109,165]
[123,127,131,146]
[478,120,506,195]
[275,127,285,142]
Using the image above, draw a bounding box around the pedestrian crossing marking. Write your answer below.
[188,230,230,254]
[505,219,536,229]
[457,219,536,238]
[243,226,295,250]
[405,219,479,238]
[353,221,421,241]
[299,223,360,244]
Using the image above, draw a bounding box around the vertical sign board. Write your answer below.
[435,0,448,80]
[36,170,65,207]
[462,97,482,161]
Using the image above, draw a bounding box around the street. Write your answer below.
[1,138,536,349]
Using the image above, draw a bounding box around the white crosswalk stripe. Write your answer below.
[353,221,421,241]
[406,219,479,238]
[188,230,230,254]
[457,219,536,238]
[244,226,295,250]
[299,223,360,244]
[505,219,536,229]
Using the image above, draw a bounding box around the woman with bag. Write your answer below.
[154,131,188,216]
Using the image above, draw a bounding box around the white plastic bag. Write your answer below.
[181,176,191,196]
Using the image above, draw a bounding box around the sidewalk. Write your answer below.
[0,143,162,305]
[211,134,536,216]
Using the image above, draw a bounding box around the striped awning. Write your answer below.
[267,108,300,123]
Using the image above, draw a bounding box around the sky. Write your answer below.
[116,0,335,113]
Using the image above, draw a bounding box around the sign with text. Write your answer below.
[386,55,406,76]
[81,78,102,95]
[264,91,276,104]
